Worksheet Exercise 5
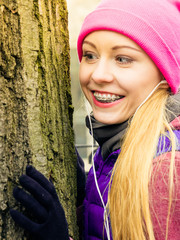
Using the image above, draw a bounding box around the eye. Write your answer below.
[82,51,97,62]
[116,56,133,65]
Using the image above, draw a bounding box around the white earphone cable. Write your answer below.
[133,80,167,119]
[86,107,111,240]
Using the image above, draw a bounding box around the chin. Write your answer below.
[93,113,127,125]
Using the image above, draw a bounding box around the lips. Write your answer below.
[93,91,124,103]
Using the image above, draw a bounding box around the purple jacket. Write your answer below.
[83,117,180,240]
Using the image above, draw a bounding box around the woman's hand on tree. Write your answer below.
[10,165,69,240]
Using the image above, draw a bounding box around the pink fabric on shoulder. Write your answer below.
[150,152,180,239]
[150,116,180,239]
[170,116,180,130]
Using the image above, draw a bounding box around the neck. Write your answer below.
[86,115,129,160]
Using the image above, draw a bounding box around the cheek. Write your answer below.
[79,64,88,87]
[123,66,161,94]
[79,66,90,101]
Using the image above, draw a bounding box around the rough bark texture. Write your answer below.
[0,0,78,239]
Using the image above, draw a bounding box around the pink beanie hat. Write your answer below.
[77,0,180,94]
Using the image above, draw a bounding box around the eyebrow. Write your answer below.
[83,41,142,53]
[83,41,97,49]
[112,45,142,52]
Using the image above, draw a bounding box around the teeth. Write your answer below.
[94,92,122,103]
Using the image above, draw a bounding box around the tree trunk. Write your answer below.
[0,0,78,239]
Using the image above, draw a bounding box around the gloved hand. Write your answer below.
[10,165,69,240]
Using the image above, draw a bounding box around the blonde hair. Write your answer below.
[108,88,176,240]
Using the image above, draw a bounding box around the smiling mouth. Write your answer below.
[93,91,124,103]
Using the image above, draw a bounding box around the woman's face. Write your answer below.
[79,30,163,124]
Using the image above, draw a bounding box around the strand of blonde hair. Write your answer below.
[108,88,176,240]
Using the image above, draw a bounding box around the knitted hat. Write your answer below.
[77,0,180,94]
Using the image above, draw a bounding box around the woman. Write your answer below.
[10,0,180,239]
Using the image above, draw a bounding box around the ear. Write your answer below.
[159,73,169,89]
[159,81,169,89]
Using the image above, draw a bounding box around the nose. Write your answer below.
[91,59,114,84]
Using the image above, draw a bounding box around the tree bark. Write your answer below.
[0,0,78,239]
